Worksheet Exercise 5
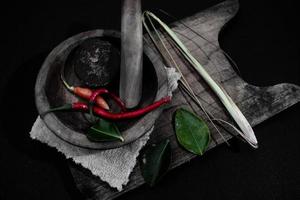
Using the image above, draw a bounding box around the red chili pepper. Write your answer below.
[108,92,127,112]
[88,88,109,101]
[74,87,110,110]
[94,96,170,120]
[75,96,171,120]
[89,89,127,112]
[43,96,171,120]
[61,74,110,110]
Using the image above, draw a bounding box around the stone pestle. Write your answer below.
[119,0,143,108]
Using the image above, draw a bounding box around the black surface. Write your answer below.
[0,0,299,199]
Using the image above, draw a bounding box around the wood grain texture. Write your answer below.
[69,0,300,199]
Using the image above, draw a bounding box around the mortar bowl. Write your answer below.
[35,30,168,149]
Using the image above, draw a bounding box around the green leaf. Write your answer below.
[87,118,124,142]
[175,108,210,155]
[140,139,171,187]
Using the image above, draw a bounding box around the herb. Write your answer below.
[175,108,210,155]
[140,139,171,187]
[142,11,258,148]
[87,118,124,142]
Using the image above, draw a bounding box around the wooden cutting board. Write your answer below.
[68,0,300,199]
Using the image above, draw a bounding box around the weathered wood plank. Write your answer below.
[69,0,300,199]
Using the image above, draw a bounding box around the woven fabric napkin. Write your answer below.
[30,67,180,191]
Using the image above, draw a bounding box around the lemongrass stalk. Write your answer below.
[143,11,258,148]
[143,13,229,145]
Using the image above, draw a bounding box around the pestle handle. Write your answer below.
[120,0,143,109]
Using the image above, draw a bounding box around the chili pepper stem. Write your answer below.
[88,102,97,123]
[60,73,74,91]
[41,104,73,117]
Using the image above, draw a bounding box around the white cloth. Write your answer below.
[30,67,180,191]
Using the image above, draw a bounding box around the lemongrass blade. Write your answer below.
[143,12,229,146]
[144,11,258,148]
[213,118,258,148]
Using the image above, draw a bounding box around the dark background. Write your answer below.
[0,0,299,199]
